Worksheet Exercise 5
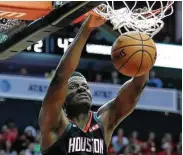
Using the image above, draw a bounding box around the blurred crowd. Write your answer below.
[20,68,163,87]
[19,67,177,90]
[0,121,181,155]
[0,121,40,155]
[108,128,181,155]
[6,66,181,90]
[1,65,181,90]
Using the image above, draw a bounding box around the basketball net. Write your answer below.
[93,1,174,37]
[0,1,174,43]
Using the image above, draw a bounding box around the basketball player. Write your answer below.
[39,15,149,155]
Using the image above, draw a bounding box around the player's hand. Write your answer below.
[73,11,106,29]
[86,12,106,28]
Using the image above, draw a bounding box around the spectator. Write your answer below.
[4,141,17,155]
[95,73,103,83]
[122,145,131,155]
[147,132,156,154]
[110,71,121,84]
[159,133,175,155]
[140,142,149,155]
[44,72,50,79]
[13,133,28,153]
[176,143,181,155]
[128,131,141,154]
[112,128,129,153]
[44,70,55,80]
[19,68,28,76]
[19,150,25,155]
[24,143,34,155]
[158,142,175,155]
[131,131,141,144]
[6,121,18,143]
[1,125,10,142]
[0,134,5,150]
[33,131,41,155]
[108,145,116,155]
[147,70,163,88]
[24,131,34,143]
[162,133,175,150]
[24,126,36,138]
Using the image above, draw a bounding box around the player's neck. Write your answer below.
[71,112,90,130]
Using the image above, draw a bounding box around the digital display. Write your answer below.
[26,40,45,53]
[24,37,74,54]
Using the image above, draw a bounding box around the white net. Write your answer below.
[53,1,69,9]
[93,1,174,37]
[0,18,26,43]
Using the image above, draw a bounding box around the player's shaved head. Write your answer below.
[70,71,85,78]
[68,71,86,84]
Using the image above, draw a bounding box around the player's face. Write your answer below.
[65,77,92,116]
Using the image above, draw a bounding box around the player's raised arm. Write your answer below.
[97,32,156,146]
[39,16,99,150]
[97,73,148,146]
[39,15,106,150]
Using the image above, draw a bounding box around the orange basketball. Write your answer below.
[111,31,157,77]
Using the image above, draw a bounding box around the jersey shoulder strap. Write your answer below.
[93,112,105,138]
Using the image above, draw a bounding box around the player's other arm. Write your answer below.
[98,73,148,137]
[39,17,93,150]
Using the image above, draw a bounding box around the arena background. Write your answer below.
[0,1,182,155]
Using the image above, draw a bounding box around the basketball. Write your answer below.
[111,31,157,77]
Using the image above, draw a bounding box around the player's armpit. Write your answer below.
[39,75,69,151]
[39,106,69,151]
[97,73,148,134]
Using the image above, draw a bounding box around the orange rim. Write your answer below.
[73,10,102,24]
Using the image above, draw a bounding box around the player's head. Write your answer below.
[64,72,92,118]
